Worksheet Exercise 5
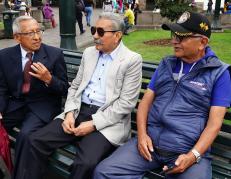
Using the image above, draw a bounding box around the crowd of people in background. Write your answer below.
[102,0,141,35]
[5,0,140,35]
[73,0,141,35]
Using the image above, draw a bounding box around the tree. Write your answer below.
[156,0,195,21]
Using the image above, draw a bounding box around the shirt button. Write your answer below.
[99,78,101,80]
[102,64,104,66]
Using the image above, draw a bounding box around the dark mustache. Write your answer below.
[94,39,103,45]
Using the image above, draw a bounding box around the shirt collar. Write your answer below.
[20,45,34,58]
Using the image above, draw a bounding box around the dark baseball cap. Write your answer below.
[162,11,211,38]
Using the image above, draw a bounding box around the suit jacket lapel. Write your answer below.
[81,49,99,89]
[9,45,24,92]
[33,44,47,64]
[105,43,126,103]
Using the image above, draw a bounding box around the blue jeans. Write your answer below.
[93,137,212,179]
[85,6,93,26]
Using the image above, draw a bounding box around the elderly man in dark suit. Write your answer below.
[0,15,69,179]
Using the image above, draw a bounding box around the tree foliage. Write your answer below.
[156,0,195,22]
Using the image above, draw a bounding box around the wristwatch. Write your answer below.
[191,149,201,163]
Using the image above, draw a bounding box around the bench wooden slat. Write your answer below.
[211,143,231,160]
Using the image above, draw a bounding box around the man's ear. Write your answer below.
[14,34,21,44]
[199,37,209,50]
[115,31,123,43]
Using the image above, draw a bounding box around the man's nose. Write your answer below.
[33,32,40,39]
[171,37,179,44]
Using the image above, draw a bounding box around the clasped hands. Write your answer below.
[62,112,95,136]
[137,133,196,174]
[29,62,52,84]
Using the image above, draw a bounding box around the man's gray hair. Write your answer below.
[12,16,37,34]
[98,12,125,33]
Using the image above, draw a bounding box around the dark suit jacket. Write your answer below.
[0,43,69,122]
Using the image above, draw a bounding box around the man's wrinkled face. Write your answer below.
[92,19,122,53]
[171,33,207,62]
[14,19,42,52]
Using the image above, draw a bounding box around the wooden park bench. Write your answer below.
[8,50,231,179]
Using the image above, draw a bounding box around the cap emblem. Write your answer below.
[177,11,190,24]
[200,22,209,31]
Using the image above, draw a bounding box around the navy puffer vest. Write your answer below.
[148,56,229,153]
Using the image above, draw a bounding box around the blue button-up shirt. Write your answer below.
[81,42,122,106]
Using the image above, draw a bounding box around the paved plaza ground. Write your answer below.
[0,7,104,51]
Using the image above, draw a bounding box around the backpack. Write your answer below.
[75,0,85,12]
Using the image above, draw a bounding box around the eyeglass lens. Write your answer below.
[91,27,105,37]
[172,34,184,42]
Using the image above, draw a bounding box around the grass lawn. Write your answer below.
[0,22,4,30]
[123,29,231,64]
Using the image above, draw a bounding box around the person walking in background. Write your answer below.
[207,0,213,14]
[0,15,69,179]
[103,0,113,12]
[84,0,94,26]
[24,6,31,16]
[123,2,134,35]
[133,3,141,25]
[75,0,86,34]
[42,2,56,28]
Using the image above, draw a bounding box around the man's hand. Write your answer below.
[0,112,2,120]
[73,120,95,136]
[62,112,75,134]
[29,62,52,84]
[137,133,154,161]
[163,152,196,174]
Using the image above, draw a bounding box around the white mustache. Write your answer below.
[94,39,103,45]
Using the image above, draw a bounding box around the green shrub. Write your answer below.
[157,0,194,21]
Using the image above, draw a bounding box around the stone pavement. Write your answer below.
[0,7,103,51]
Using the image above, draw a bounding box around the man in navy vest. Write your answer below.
[94,11,231,179]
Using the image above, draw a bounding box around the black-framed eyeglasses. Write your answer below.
[17,30,44,37]
[91,26,120,37]
[172,33,203,42]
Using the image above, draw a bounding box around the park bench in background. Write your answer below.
[8,50,231,179]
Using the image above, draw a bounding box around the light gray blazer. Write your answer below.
[56,42,142,146]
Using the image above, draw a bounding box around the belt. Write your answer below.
[154,147,179,157]
[81,102,100,110]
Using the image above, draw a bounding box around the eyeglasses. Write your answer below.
[172,34,204,42]
[17,30,44,37]
[91,26,120,37]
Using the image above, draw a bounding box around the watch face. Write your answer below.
[196,156,201,163]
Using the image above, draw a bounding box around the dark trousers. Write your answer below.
[76,12,84,33]
[2,106,47,179]
[26,104,116,179]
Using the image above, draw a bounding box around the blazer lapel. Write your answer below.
[9,45,24,93]
[81,49,99,89]
[33,44,47,64]
[105,43,126,103]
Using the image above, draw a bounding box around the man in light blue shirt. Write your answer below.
[82,43,121,106]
